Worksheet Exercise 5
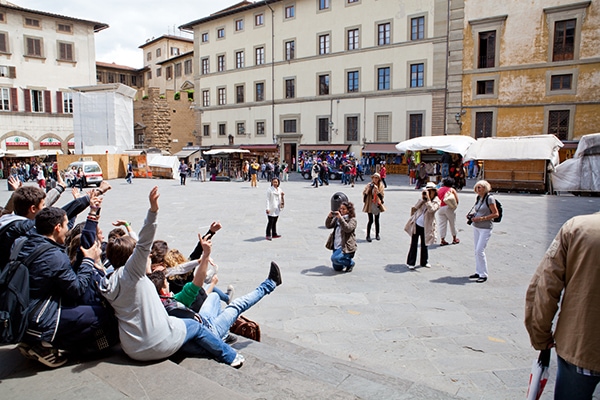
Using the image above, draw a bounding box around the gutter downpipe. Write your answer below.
[265,1,276,147]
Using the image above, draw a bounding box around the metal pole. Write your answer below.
[265,1,275,146]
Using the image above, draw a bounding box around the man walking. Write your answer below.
[525,212,600,399]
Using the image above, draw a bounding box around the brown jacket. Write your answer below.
[362,182,386,213]
[524,213,600,371]
[404,197,440,246]
[325,214,357,254]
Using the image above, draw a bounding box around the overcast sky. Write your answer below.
[14,0,241,68]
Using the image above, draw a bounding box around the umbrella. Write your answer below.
[526,349,551,400]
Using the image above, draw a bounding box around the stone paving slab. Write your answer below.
[1,174,600,399]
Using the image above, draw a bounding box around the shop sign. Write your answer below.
[68,139,75,146]
[5,136,29,146]
[40,138,62,147]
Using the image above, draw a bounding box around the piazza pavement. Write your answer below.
[0,172,599,399]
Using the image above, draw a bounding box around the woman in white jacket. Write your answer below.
[265,177,284,241]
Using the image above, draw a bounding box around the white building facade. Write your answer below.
[181,0,449,165]
[0,1,106,155]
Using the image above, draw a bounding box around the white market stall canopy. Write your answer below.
[4,149,64,157]
[148,155,179,179]
[395,135,476,156]
[464,134,563,166]
[203,149,250,156]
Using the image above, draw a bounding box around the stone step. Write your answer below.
[177,335,457,400]
[1,335,457,400]
[0,345,245,400]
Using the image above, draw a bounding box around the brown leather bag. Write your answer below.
[230,315,261,341]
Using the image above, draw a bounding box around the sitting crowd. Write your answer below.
[0,176,281,369]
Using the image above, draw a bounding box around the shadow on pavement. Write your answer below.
[300,265,340,276]
[384,264,411,274]
[429,276,472,285]
[244,236,268,242]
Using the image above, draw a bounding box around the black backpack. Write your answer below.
[0,238,52,344]
[486,195,503,223]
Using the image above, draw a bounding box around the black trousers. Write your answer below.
[266,215,279,237]
[407,225,428,266]
[366,213,380,238]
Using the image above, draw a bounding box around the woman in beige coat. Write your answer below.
[404,182,440,269]
[362,173,386,242]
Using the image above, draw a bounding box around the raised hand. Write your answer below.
[149,186,159,212]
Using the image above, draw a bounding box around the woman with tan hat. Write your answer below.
[404,181,440,269]
[362,173,386,242]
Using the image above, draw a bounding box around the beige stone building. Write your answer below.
[180,0,450,166]
[0,0,106,159]
[452,0,600,141]
[136,35,197,154]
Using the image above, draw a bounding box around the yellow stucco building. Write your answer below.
[451,0,599,141]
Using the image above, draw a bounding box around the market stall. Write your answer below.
[552,133,600,195]
[203,148,250,179]
[396,135,476,187]
[148,156,179,179]
[464,135,563,193]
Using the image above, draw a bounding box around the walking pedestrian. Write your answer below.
[126,161,133,184]
[250,160,260,187]
[178,160,188,185]
[379,162,387,188]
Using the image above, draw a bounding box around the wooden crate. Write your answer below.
[483,160,547,192]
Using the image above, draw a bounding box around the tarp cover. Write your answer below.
[464,135,563,166]
[204,149,250,155]
[148,155,179,179]
[552,133,600,192]
[395,135,476,156]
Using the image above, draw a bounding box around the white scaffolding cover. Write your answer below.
[72,84,136,154]
[552,133,600,192]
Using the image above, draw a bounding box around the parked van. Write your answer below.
[66,161,103,187]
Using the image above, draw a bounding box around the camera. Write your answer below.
[466,213,474,225]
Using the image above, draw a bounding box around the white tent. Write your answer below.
[204,149,250,155]
[552,133,600,193]
[148,156,179,179]
[464,135,563,166]
[395,135,476,156]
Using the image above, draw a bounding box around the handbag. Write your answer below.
[230,315,261,341]
[443,190,457,210]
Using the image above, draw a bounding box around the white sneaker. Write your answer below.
[230,353,245,368]
[204,259,219,284]
[408,265,415,270]
[226,284,235,304]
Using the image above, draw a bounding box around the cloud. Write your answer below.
[14,0,240,68]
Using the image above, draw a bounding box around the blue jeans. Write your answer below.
[331,248,355,271]
[211,286,229,303]
[180,279,276,364]
[555,355,600,400]
[180,318,236,364]
[201,279,275,337]
[442,163,449,178]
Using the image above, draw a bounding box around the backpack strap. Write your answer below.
[10,238,54,268]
